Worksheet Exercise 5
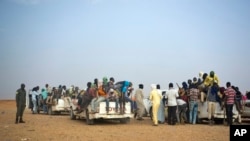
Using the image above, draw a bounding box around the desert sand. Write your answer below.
[0,100,236,141]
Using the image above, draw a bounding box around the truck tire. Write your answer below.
[120,118,130,124]
[223,119,227,126]
[214,119,223,124]
[86,109,94,125]
[48,106,54,115]
[70,108,76,120]
[196,118,202,124]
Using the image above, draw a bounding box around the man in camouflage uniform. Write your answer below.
[15,83,26,124]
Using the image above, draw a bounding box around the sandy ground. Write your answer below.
[1,100,248,141]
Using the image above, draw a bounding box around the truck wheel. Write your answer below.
[70,108,76,120]
[196,117,204,124]
[223,119,227,126]
[48,106,54,115]
[120,118,130,124]
[214,119,223,124]
[86,109,94,125]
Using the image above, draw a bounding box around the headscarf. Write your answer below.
[182,82,188,90]
[199,71,204,78]
[210,71,215,77]
[98,79,103,87]
[103,77,108,86]
[151,84,156,90]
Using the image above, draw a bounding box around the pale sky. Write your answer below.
[0,0,250,99]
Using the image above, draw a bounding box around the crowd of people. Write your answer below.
[69,77,136,115]
[148,70,249,126]
[15,71,249,126]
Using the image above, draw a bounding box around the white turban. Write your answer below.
[98,79,103,86]
[151,84,156,90]
[199,71,204,78]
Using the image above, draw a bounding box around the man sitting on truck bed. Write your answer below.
[78,82,96,113]
[90,80,107,113]
[105,88,119,114]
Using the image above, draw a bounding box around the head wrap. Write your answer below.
[199,71,204,78]
[210,71,215,77]
[103,77,108,85]
[151,84,156,90]
[98,79,103,86]
[182,82,188,90]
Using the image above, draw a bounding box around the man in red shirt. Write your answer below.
[224,82,236,126]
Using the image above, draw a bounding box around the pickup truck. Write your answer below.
[70,98,133,125]
[241,99,250,118]
[143,89,239,124]
[197,100,239,124]
[46,96,72,115]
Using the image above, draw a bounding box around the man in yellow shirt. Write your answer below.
[149,84,162,126]
[199,71,220,103]
[204,71,220,87]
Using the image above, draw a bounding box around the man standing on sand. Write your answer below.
[156,84,165,124]
[149,84,162,126]
[224,82,236,126]
[188,83,200,124]
[15,83,26,124]
[165,83,179,125]
[134,84,145,120]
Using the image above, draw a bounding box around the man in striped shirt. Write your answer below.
[188,83,200,124]
[224,82,236,126]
